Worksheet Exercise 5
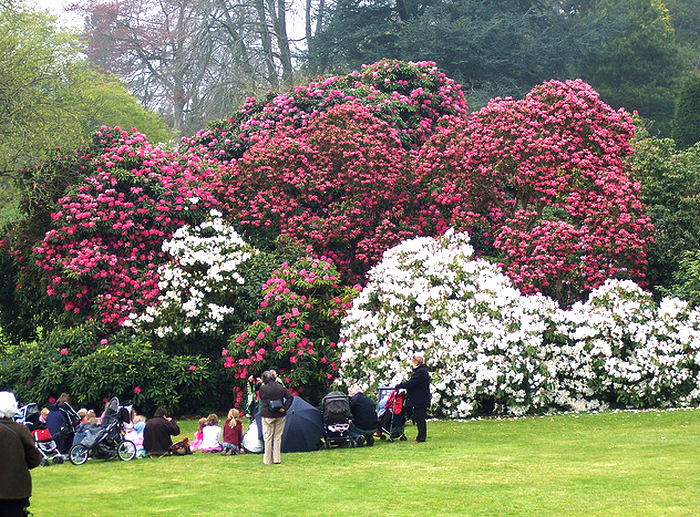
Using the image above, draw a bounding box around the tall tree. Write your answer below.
[0,2,173,222]
[308,0,621,108]
[76,0,295,134]
[575,0,683,135]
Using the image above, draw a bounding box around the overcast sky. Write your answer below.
[32,0,82,27]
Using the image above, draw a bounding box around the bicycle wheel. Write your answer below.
[117,440,137,461]
[69,444,89,465]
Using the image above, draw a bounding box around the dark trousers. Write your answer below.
[0,498,29,517]
[411,406,427,442]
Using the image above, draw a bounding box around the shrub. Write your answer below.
[123,209,259,355]
[30,127,219,328]
[339,232,700,418]
[223,255,359,406]
[416,79,652,305]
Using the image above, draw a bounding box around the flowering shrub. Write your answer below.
[339,232,700,418]
[31,127,219,327]
[222,255,360,406]
[187,59,469,162]
[124,209,258,349]
[416,79,653,304]
[339,230,559,417]
[551,280,700,410]
[209,102,425,281]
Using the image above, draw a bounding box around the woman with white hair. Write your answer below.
[0,391,43,517]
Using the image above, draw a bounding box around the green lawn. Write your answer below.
[29,409,700,516]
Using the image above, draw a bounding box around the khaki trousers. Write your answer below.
[262,416,286,465]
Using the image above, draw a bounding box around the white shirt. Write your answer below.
[200,424,221,450]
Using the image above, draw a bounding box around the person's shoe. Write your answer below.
[412,439,421,443]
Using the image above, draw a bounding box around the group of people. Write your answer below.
[0,354,431,514]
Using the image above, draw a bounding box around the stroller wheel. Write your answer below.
[39,458,50,467]
[323,440,330,450]
[52,455,64,465]
[399,435,408,441]
[69,444,89,466]
[117,440,137,461]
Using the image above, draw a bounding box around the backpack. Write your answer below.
[322,391,352,424]
[169,437,192,456]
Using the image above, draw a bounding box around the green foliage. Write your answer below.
[577,0,683,136]
[0,2,174,225]
[668,250,700,306]
[0,326,223,416]
[310,0,618,108]
[672,73,700,149]
[629,130,700,298]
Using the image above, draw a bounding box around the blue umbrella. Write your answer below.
[254,396,324,453]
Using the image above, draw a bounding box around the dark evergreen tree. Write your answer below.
[672,73,700,149]
[575,0,683,136]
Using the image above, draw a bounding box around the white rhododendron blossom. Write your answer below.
[125,210,257,337]
[339,231,700,418]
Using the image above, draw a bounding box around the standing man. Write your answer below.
[143,407,180,455]
[397,355,431,443]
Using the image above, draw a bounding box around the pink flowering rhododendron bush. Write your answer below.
[339,232,700,418]
[31,127,219,327]
[188,59,469,162]
[416,79,653,304]
[222,255,359,405]
[209,102,427,280]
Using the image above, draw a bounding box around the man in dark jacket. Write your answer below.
[143,407,181,455]
[348,385,379,446]
[397,355,431,443]
[0,391,43,517]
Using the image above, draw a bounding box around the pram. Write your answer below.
[321,391,355,448]
[15,403,64,466]
[69,397,136,465]
[376,387,407,443]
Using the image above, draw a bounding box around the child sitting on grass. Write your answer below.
[190,417,207,451]
[221,408,243,456]
[200,414,222,453]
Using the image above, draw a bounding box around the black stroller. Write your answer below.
[376,387,407,442]
[15,403,64,466]
[321,391,355,448]
[69,397,136,465]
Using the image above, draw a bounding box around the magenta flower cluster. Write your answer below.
[415,79,652,302]
[222,256,360,402]
[31,127,219,326]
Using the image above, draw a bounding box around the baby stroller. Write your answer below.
[15,403,64,466]
[69,397,137,465]
[376,387,407,443]
[321,391,355,448]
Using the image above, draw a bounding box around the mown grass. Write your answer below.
[30,409,700,516]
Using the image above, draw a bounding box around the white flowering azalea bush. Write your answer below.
[339,230,560,418]
[339,231,700,418]
[125,210,258,349]
[551,280,700,410]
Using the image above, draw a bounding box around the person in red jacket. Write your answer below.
[222,408,243,455]
[0,391,43,517]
